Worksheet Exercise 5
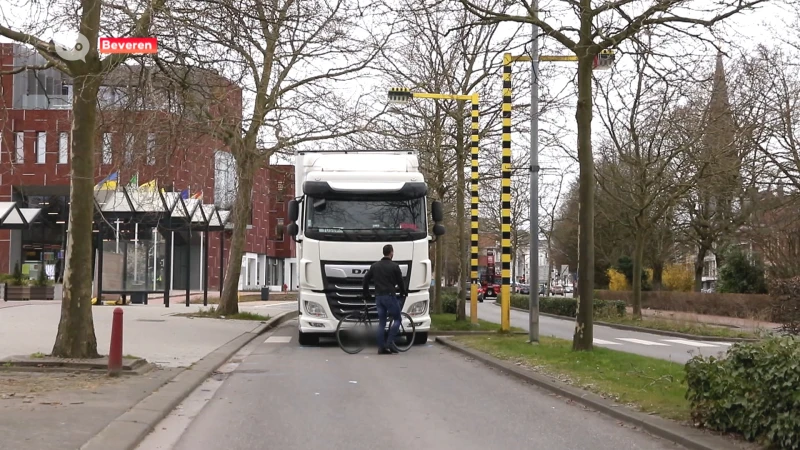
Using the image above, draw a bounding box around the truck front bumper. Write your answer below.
[298,292,431,334]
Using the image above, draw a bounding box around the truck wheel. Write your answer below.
[413,332,429,345]
[298,331,319,346]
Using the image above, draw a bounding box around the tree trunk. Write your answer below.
[652,261,664,291]
[51,71,101,358]
[573,52,595,352]
[694,245,709,292]
[546,238,553,296]
[632,230,645,319]
[218,152,258,315]
[455,113,467,321]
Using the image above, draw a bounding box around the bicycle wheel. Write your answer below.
[336,312,371,354]
[386,312,416,352]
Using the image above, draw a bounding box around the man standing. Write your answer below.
[362,244,407,354]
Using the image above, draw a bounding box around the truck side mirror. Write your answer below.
[432,201,444,223]
[288,223,299,237]
[288,199,299,222]
[433,224,445,236]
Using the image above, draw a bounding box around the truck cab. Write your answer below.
[286,150,445,346]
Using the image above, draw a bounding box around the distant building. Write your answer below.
[0,43,295,291]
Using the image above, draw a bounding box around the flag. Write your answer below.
[191,190,203,200]
[128,173,138,187]
[180,189,189,200]
[95,171,118,190]
[139,179,157,191]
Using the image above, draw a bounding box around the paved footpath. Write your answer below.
[137,320,686,450]
[0,300,295,366]
[0,299,296,450]
[471,302,734,364]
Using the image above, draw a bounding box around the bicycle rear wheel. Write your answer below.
[386,312,416,352]
[336,312,371,354]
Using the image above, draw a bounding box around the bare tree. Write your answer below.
[0,0,164,358]
[595,39,711,319]
[153,0,390,315]
[457,0,768,350]
[678,52,769,292]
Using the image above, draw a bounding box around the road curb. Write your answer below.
[494,302,758,342]
[435,336,733,450]
[79,309,299,450]
[428,330,527,336]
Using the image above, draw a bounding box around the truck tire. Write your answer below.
[413,332,428,345]
[298,331,319,346]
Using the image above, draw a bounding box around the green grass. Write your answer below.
[430,314,525,332]
[182,307,271,321]
[30,352,46,359]
[599,315,759,339]
[453,334,689,421]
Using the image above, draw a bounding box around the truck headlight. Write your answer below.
[305,301,327,318]
[408,301,427,317]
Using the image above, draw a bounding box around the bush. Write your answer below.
[662,264,695,292]
[501,294,625,319]
[717,246,768,294]
[768,276,800,335]
[440,288,458,314]
[684,336,800,448]
[593,289,771,319]
[607,268,629,291]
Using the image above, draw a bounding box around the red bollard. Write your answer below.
[108,307,123,377]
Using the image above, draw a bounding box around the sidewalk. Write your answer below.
[635,307,781,332]
[0,300,296,450]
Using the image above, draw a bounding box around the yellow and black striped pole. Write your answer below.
[388,86,483,324]
[501,54,512,331]
[470,93,480,325]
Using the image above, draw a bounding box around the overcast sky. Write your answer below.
[1,0,796,231]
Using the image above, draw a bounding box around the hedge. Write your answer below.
[501,294,626,319]
[593,289,772,320]
[685,336,800,448]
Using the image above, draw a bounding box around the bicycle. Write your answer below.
[335,297,416,354]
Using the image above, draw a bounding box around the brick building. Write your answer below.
[0,43,295,292]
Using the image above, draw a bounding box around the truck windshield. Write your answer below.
[305,197,426,241]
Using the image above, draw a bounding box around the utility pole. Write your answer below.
[529,19,540,343]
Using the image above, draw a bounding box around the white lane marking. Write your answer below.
[593,339,621,345]
[135,343,257,450]
[265,336,292,343]
[252,301,296,309]
[662,339,720,348]
[616,338,671,346]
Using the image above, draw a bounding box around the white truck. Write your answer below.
[286,150,445,346]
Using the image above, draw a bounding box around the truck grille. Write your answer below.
[320,260,411,320]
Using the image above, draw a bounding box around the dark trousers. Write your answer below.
[376,294,401,349]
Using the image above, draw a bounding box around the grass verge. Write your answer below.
[430,314,525,332]
[181,307,271,321]
[452,334,689,421]
[598,315,759,339]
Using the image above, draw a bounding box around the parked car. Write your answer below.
[565,285,573,294]
[551,285,564,295]
[517,284,530,294]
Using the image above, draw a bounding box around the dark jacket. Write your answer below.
[363,257,407,298]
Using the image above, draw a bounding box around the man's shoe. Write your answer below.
[378,348,392,355]
[387,344,400,354]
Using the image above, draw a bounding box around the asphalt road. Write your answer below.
[471,301,732,364]
[143,320,685,450]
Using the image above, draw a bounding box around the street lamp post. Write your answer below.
[388,88,482,325]
[503,41,615,340]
